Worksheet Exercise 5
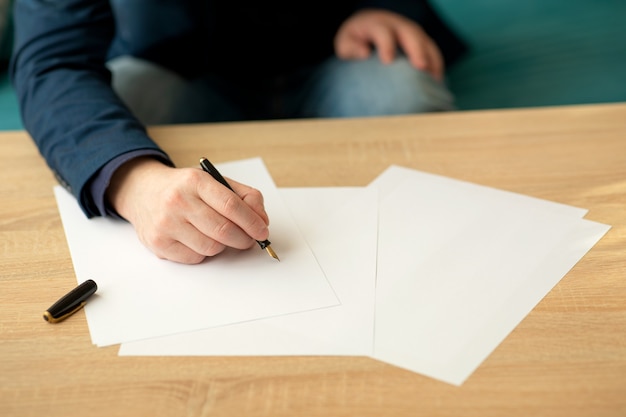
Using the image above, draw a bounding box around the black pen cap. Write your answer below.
[43,279,98,323]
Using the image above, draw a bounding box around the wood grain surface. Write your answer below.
[1,103,625,417]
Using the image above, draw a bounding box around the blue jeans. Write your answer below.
[108,55,455,125]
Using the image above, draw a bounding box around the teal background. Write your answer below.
[0,72,19,130]
[1,0,625,130]
[438,0,626,110]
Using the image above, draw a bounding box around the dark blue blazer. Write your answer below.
[11,0,466,216]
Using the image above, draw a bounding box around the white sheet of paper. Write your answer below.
[54,158,339,346]
[370,166,610,385]
[119,187,378,356]
[57,158,610,386]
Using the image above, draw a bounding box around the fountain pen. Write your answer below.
[199,157,279,261]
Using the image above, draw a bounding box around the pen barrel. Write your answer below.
[200,158,234,191]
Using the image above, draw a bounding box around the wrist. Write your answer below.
[106,157,170,220]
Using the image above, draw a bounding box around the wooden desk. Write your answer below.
[1,104,625,417]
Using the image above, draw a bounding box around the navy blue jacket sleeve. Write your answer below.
[10,0,170,217]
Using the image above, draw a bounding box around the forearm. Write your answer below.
[11,0,165,217]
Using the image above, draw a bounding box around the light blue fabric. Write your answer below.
[108,54,454,126]
[298,55,454,117]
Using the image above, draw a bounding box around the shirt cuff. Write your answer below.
[89,149,173,218]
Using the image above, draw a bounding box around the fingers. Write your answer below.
[335,31,372,60]
[143,227,224,265]
[188,210,252,253]
[396,24,444,81]
[229,178,270,226]
[334,9,445,80]
[112,161,271,264]
[197,176,270,242]
[367,23,397,64]
[130,179,236,263]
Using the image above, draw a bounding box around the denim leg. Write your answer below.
[107,56,243,125]
[297,55,455,118]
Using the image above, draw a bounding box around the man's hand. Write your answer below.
[106,157,270,264]
[334,9,444,81]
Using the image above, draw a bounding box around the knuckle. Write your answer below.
[144,233,208,264]
[213,219,237,242]
[242,188,264,208]
[144,231,172,253]
[161,187,185,210]
[221,193,242,215]
[248,187,263,200]
[200,238,225,257]
[151,212,175,234]
[181,253,207,264]
[181,167,203,183]
[168,249,206,265]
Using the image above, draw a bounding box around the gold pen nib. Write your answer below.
[265,245,280,261]
[258,239,279,261]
